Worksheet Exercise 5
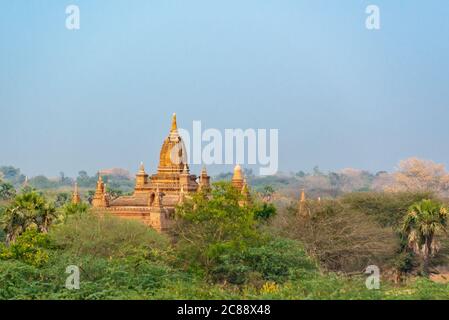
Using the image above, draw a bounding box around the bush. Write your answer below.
[60,202,90,222]
[0,252,184,300]
[0,229,51,267]
[174,182,315,285]
[272,199,398,273]
[50,213,170,259]
[341,191,435,228]
[208,238,316,286]
[174,182,260,279]
[254,203,277,221]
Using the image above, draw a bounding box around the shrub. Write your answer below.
[254,203,277,221]
[173,182,260,279]
[60,202,90,223]
[0,229,51,267]
[239,238,316,282]
[341,191,435,228]
[50,213,170,259]
[272,199,398,273]
[174,182,314,285]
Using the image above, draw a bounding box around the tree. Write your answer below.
[76,171,97,188]
[174,182,260,281]
[62,202,89,222]
[401,199,448,275]
[55,192,70,208]
[313,165,322,176]
[0,191,57,244]
[254,203,277,221]
[29,175,57,189]
[386,158,449,196]
[0,180,16,201]
[0,166,26,186]
[295,171,306,178]
[58,172,73,186]
[261,185,275,202]
[274,198,398,273]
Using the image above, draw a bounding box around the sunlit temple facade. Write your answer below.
[76,113,249,232]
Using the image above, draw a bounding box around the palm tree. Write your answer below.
[401,199,448,275]
[0,191,57,244]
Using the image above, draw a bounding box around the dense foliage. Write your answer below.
[1,181,449,300]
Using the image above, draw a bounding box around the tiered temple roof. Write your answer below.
[92,113,252,231]
[92,114,208,231]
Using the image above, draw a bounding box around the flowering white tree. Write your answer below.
[385,158,449,196]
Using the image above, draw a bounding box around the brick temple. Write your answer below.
[76,113,249,231]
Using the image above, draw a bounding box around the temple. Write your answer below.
[86,113,249,232]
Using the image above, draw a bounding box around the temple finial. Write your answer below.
[171,113,177,132]
[233,164,243,180]
[232,165,244,189]
[139,161,145,173]
[72,182,81,204]
[300,188,306,202]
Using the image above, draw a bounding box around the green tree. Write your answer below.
[0,166,26,186]
[76,171,97,188]
[401,199,448,275]
[254,203,277,221]
[0,229,51,267]
[55,192,70,208]
[0,180,16,201]
[174,182,260,280]
[61,202,89,222]
[0,191,56,244]
[29,175,58,189]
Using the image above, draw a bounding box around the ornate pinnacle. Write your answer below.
[171,113,177,132]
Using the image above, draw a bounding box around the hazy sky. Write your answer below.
[1,0,449,177]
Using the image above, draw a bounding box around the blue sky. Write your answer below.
[1,0,449,177]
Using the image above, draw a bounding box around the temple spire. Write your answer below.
[71,182,81,204]
[138,161,146,174]
[198,166,211,192]
[300,188,306,202]
[169,113,180,141]
[92,174,108,208]
[135,161,149,191]
[240,178,251,205]
[232,165,244,190]
[171,113,177,132]
[298,188,306,216]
